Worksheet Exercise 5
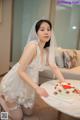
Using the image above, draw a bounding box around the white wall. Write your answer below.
[54,5,80,49]
[22,0,50,50]
[12,0,23,64]
[12,0,50,64]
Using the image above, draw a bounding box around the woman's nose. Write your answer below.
[44,30,48,34]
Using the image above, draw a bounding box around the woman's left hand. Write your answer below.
[58,79,66,83]
[35,86,48,97]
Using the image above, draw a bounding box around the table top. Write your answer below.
[40,80,80,118]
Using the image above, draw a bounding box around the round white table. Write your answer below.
[40,80,80,119]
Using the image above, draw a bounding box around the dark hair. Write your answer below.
[35,19,52,48]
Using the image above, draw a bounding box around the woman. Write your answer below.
[0,19,65,120]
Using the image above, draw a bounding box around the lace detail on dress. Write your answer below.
[0,42,47,108]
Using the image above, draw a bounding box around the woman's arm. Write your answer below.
[46,48,65,83]
[17,42,48,97]
[49,62,65,83]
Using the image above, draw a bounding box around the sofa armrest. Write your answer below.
[39,67,80,85]
[60,68,80,80]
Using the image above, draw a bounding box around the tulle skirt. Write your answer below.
[0,63,39,108]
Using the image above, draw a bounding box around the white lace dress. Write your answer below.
[0,42,47,108]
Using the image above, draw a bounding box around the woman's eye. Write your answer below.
[40,29,44,31]
[40,29,50,31]
[47,29,50,31]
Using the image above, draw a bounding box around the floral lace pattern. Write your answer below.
[0,43,47,108]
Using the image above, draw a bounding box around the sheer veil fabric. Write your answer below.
[26,19,57,64]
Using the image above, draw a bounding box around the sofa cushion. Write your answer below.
[63,50,78,68]
[63,51,71,68]
[76,50,80,66]
[70,66,80,73]
[60,68,80,80]
[55,47,64,68]
[55,48,79,69]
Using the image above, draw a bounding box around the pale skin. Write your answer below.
[18,22,65,97]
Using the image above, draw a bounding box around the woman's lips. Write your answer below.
[44,36,49,38]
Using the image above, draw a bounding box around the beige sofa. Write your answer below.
[39,48,80,85]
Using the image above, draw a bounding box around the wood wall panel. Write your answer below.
[0,0,12,75]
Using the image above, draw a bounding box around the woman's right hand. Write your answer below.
[35,86,48,97]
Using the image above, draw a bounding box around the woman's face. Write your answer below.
[37,22,52,43]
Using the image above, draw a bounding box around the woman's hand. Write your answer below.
[58,79,66,83]
[58,78,68,83]
[35,86,48,97]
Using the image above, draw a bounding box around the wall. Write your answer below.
[12,0,50,64]
[54,5,80,49]
[12,0,23,64]
[71,5,80,49]
[22,0,50,50]
[0,0,12,75]
[54,6,72,48]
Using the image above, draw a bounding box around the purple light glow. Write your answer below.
[57,0,80,5]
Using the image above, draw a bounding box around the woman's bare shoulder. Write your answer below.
[24,41,37,52]
[19,41,37,65]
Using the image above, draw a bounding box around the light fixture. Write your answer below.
[72,26,77,30]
